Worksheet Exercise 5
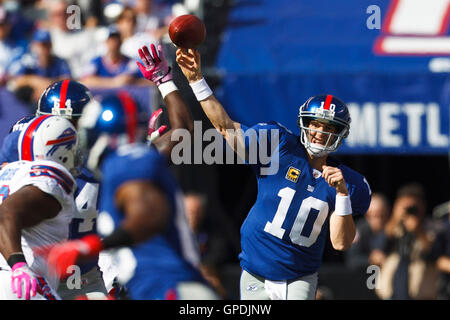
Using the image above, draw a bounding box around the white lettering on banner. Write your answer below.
[403,103,425,146]
[427,103,449,147]
[347,103,377,146]
[379,103,402,147]
[345,102,449,149]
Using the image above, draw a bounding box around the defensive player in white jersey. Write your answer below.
[0,43,192,298]
[0,80,112,299]
[0,115,78,300]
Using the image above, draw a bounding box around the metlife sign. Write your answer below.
[215,0,450,155]
[342,102,449,154]
[217,73,450,155]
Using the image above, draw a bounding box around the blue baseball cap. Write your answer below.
[32,29,51,43]
[107,25,120,38]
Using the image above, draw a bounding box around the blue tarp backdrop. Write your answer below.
[214,0,450,154]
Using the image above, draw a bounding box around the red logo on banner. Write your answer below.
[374,0,450,56]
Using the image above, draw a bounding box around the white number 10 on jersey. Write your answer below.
[264,187,329,247]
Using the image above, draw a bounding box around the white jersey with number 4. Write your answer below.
[0,160,76,291]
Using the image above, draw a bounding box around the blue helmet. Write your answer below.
[297,94,351,157]
[78,91,148,173]
[37,80,92,119]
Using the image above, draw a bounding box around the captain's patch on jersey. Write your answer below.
[285,166,301,183]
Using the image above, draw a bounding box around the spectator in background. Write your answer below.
[133,0,172,38]
[2,0,35,40]
[72,0,105,27]
[0,6,27,85]
[429,202,450,299]
[8,29,71,104]
[184,192,236,299]
[43,0,106,79]
[376,183,439,300]
[116,6,168,60]
[80,26,146,88]
[346,193,390,269]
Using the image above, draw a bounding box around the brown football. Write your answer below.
[169,14,206,49]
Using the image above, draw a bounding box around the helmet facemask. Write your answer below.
[298,111,349,158]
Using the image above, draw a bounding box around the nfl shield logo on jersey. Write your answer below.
[285,166,301,183]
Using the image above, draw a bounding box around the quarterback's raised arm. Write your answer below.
[176,49,244,152]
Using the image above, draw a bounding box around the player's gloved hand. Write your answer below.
[137,44,172,86]
[10,262,38,300]
[45,235,103,279]
[147,108,167,143]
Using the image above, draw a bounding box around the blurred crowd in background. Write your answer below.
[0,0,448,300]
[0,0,189,108]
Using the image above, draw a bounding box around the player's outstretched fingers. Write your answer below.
[142,45,155,63]
[150,44,161,63]
[176,56,196,72]
[138,47,152,67]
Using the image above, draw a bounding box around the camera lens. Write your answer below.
[406,205,418,215]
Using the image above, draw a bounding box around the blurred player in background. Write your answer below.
[0,80,111,299]
[0,40,194,299]
[176,49,372,300]
[37,80,111,299]
[0,115,78,300]
[42,90,218,300]
[135,43,194,158]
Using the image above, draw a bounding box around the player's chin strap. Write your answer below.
[305,143,333,158]
[86,134,109,179]
[300,125,344,158]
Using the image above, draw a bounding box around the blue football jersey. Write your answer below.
[97,143,204,300]
[0,115,35,164]
[239,121,371,280]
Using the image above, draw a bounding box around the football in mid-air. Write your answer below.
[169,14,206,49]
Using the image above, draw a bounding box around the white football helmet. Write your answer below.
[18,115,79,174]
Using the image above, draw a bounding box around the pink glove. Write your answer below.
[147,108,167,143]
[137,44,172,86]
[11,262,38,300]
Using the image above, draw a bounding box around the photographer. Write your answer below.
[375,183,439,300]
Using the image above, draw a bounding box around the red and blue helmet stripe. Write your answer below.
[37,79,92,118]
[20,115,52,161]
[297,94,351,132]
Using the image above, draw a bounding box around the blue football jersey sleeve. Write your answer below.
[240,121,292,176]
[0,130,21,164]
[340,165,372,216]
[0,115,34,164]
